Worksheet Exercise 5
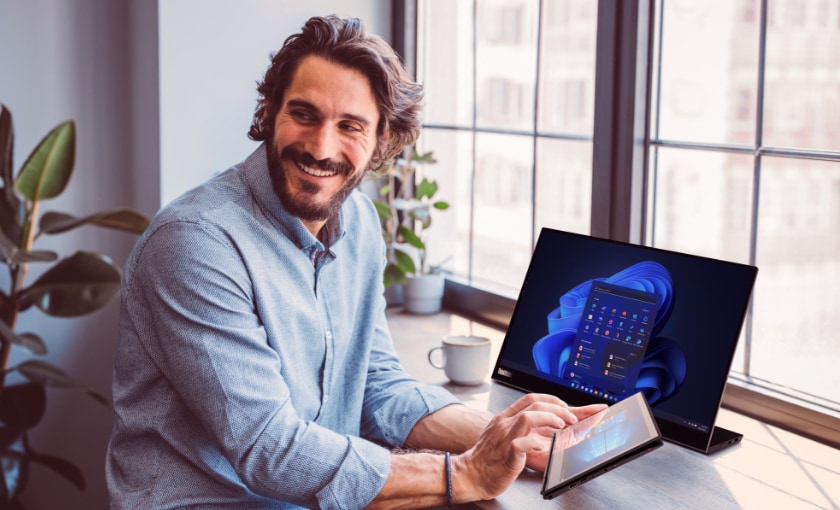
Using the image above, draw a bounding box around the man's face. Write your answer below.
[268,55,380,226]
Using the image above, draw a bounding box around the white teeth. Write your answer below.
[297,162,336,177]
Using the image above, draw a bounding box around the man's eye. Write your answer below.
[340,123,361,133]
[291,110,315,122]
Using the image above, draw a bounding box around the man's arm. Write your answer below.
[366,394,606,508]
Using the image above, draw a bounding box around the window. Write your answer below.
[416,0,598,294]
[412,0,840,442]
[648,0,840,421]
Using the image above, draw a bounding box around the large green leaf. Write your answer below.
[38,207,149,236]
[17,251,120,317]
[13,360,108,406]
[0,105,21,245]
[14,120,75,201]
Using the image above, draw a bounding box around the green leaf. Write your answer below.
[433,201,449,211]
[378,183,391,197]
[372,201,392,222]
[14,120,75,201]
[27,451,85,491]
[0,229,58,265]
[38,207,149,236]
[415,178,438,200]
[0,321,46,355]
[398,225,425,250]
[17,251,121,317]
[392,248,417,274]
[13,360,109,406]
[384,263,407,287]
[411,150,437,164]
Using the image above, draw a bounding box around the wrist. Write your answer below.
[449,452,480,504]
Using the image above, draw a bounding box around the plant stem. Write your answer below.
[0,199,37,389]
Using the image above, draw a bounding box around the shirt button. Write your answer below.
[325,331,332,339]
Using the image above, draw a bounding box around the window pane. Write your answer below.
[472,133,534,292]
[534,138,592,237]
[418,0,474,126]
[751,157,840,406]
[649,147,754,264]
[537,0,598,135]
[655,0,761,146]
[475,0,539,131]
[763,0,840,151]
[416,129,473,278]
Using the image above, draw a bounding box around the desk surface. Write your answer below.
[386,309,840,510]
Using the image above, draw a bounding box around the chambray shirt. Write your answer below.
[105,145,460,509]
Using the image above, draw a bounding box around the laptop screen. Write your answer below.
[492,228,758,452]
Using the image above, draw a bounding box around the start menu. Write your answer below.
[562,281,660,401]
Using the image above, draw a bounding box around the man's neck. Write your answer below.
[302,219,326,239]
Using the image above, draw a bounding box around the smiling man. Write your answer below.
[106,15,603,509]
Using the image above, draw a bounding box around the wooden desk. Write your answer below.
[386,309,840,510]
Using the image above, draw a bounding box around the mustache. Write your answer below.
[280,146,354,176]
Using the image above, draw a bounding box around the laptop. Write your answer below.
[541,391,663,499]
[492,228,758,454]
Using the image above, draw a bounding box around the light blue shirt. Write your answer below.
[106,145,460,509]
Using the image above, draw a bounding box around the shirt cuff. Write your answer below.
[315,435,391,510]
[372,384,463,447]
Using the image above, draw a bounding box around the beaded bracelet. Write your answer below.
[445,451,453,507]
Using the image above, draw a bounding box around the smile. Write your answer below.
[296,161,338,178]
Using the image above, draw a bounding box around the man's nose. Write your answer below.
[306,124,339,162]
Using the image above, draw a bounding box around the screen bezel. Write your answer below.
[492,228,758,453]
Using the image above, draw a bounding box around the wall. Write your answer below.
[0,1,390,507]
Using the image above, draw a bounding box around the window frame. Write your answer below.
[397,0,840,449]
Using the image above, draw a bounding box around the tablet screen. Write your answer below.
[543,392,661,496]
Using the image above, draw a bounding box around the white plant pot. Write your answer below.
[403,273,445,315]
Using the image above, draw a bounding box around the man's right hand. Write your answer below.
[451,393,606,503]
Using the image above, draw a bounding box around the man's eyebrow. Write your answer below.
[285,99,373,127]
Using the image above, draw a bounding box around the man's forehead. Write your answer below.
[283,55,379,124]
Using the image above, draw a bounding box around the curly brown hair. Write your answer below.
[248,15,423,172]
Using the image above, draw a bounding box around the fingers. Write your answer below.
[570,403,609,420]
[497,393,567,419]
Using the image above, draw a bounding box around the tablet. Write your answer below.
[541,391,662,499]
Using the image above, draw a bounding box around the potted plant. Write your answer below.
[372,150,449,314]
[0,104,149,504]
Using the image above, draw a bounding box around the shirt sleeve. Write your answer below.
[359,306,463,447]
[122,219,391,509]
[357,243,464,447]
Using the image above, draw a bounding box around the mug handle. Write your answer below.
[428,346,445,369]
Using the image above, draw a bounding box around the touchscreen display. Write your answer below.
[543,392,661,495]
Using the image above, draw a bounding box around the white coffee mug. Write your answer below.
[428,335,491,385]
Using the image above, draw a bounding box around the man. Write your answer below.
[106,15,604,509]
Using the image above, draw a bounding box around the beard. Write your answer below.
[267,142,368,223]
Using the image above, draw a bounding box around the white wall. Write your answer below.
[0,1,390,508]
